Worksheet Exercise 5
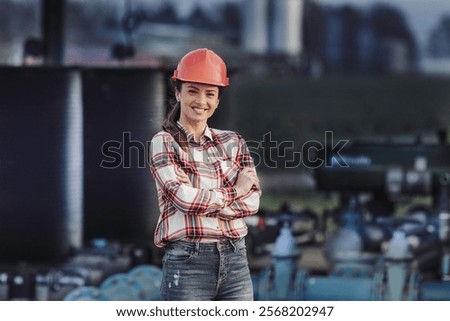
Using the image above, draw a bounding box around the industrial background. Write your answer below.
[1,0,450,301]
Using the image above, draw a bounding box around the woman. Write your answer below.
[149,48,261,300]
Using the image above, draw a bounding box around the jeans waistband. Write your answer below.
[166,238,245,253]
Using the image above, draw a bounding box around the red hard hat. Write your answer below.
[172,48,229,87]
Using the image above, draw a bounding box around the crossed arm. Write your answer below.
[149,133,261,220]
[175,166,261,220]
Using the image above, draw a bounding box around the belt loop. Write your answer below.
[230,239,237,252]
[194,242,200,255]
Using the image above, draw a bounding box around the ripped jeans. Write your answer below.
[160,238,253,301]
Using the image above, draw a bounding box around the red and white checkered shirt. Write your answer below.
[149,122,261,247]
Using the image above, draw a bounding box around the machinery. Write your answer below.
[252,200,449,300]
[67,264,163,301]
[0,239,162,301]
[0,67,165,301]
[63,265,162,301]
[252,133,450,300]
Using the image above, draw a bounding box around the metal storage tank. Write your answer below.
[0,67,83,263]
[271,0,304,56]
[82,68,165,247]
[242,0,270,55]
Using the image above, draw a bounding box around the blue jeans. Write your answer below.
[160,238,253,301]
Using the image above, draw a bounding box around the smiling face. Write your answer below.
[176,82,220,128]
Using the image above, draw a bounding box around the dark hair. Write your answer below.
[162,80,187,149]
[162,79,224,150]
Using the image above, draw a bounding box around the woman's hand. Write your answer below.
[234,167,260,198]
[176,167,193,187]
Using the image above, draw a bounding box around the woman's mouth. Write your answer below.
[192,106,208,113]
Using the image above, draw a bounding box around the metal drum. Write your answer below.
[0,67,83,263]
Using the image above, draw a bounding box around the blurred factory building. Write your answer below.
[3,0,449,74]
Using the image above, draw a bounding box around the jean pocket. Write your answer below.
[236,243,248,257]
[165,247,194,263]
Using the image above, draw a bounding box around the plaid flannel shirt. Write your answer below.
[149,122,261,247]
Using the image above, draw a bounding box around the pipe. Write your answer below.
[420,282,450,300]
[42,0,66,65]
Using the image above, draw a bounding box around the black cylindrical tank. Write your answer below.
[82,68,164,246]
[0,67,83,263]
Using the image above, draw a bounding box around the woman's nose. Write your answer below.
[195,93,207,105]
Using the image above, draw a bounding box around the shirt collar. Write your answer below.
[176,121,213,143]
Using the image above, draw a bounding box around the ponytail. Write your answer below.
[162,80,189,150]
